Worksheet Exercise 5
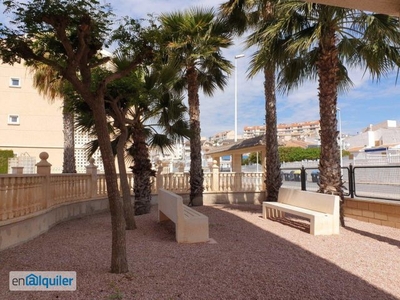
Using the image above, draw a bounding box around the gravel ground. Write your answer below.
[0,204,399,300]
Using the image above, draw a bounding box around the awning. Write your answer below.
[364,147,387,152]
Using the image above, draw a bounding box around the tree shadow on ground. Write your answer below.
[344,225,400,248]
[221,203,310,233]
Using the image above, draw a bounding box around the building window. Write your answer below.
[9,78,21,88]
[8,114,20,125]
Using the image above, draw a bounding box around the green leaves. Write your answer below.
[279,147,320,162]
[159,7,233,95]
[0,0,114,66]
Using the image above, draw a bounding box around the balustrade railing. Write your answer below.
[156,171,264,194]
[3,150,400,226]
[0,175,45,221]
[49,174,92,207]
[1,155,267,222]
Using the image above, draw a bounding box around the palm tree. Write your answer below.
[160,7,233,206]
[29,63,77,173]
[258,1,400,225]
[73,58,190,216]
[220,0,283,202]
[126,63,191,215]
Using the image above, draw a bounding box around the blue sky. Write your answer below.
[3,0,400,138]
[109,0,400,138]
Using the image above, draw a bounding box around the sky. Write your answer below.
[3,0,400,138]
[107,0,400,138]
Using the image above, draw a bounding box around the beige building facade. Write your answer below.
[243,120,320,142]
[0,61,106,173]
[0,61,65,173]
[277,120,320,142]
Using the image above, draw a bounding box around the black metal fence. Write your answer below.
[281,164,400,201]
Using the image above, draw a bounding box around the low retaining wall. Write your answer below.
[203,191,265,205]
[157,191,265,205]
[0,197,109,251]
[2,192,398,252]
[344,197,400,229]
[0,191,264,251]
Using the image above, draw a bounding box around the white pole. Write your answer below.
[234,54,245,142]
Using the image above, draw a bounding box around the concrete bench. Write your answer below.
[158,188,209,243]
[262,188,340,235]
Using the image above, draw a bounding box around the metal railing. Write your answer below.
[281,164,400,201]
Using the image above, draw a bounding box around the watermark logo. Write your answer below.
[9,271,76,291]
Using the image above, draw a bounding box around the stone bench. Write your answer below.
[262,188,340,235]
[158,188,209,243]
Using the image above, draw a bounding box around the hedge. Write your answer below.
[0,150,14,174]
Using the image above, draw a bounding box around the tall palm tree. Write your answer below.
[259,1,400,225]
[220,0,283,202]
[160,7,233,206]
[29,63,77,173]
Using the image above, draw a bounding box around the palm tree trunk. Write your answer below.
[131,126,153,215]
[117,126,137,229]
[263,66,282,202]
[317,23,345,227]
[187,66,203,206]
[62,110,76,173]
[91,102,128,273]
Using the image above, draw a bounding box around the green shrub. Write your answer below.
[279,147,320,162]
[0,150,14,174]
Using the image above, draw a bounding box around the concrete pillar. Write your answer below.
[35,152,51,208]
[12,167,23,175]
[231,153,242,173]
[86,157,98,198]
[211,156,220,171]
[231,154,242,191]
[156,160,164,192]
[212,160,220,191]
[177,162,185,172]
[36,152,52,175]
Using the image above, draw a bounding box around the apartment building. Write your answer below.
[0,61,105,173]
[243,126,265,139]
[0,61,65,173]
[243,120,320,142]
[277,120,320,142]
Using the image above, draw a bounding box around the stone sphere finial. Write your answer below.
[39,152,49,161]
